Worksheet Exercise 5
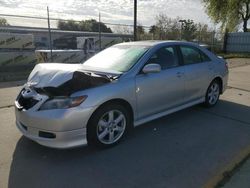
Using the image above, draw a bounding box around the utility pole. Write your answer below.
[47,6,53,61]
[134,0,137,41]
[99,12,102,51]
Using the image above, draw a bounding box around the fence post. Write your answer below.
[211,31,215,53]
[223,29,228,53]
[47,6,53,61]
[133,0,137,41]
[99,12,101,51]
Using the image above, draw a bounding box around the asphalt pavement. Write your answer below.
[0,64,250,188]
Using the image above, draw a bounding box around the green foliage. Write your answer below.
[153,14,182,40]
[137,25,145,35]
[137,25,145,40]
[57,19,112,33]
[149,25,158,34]
[203,0,250,32]
[0,18,9,26]
[180,19,197,40]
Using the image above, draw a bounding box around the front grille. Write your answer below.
[16,90,39,110]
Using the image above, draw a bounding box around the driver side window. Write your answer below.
[147,46,179,70]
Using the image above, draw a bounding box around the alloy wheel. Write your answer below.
[207,82,220,105]
[96,110,126,145]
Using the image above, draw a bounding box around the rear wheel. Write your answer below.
[204,80,220,107]
[87,104,130,147]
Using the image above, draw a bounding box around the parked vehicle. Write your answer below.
[15,41,228,148]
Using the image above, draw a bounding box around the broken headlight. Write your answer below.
[39,96,87,110]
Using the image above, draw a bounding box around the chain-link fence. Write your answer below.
[136,29,225,53]
[0,14,137,81]
[0,13,226,81]
[0,13,226,51]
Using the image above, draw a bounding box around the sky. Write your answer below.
[0,0,212,28]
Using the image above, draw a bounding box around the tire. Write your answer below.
[87,103,131,147]
[204,80,220,107]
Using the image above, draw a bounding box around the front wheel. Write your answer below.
[87,104,130,147]
[204,80,220,107]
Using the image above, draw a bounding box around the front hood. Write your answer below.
[27,63,121,88]
[28,63,82,88]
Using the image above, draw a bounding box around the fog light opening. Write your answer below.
[39,131,56,139]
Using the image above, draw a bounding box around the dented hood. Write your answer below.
[27,63,121,88]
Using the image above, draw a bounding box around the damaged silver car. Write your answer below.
[15,41,228,148]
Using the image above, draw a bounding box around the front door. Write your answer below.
[135,46,185,120]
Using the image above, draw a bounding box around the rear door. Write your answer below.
[135,46,185,120]
[179,45,213,103]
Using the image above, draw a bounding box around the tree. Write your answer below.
[112,25,131,34]
[144,14,215,42]
[58,19,112,33]
[180,19,198,40]
[149,25,159,34]
[154,14,182,40]
[137,25,145,40]
[153,14,172,39]
[137,25,145,35]
[203,0,250,32]
[195,23,213,43]
[0,18,9,26]
[149,25,160,39]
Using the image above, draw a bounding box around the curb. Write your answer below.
[202,145,250,188]
[0,105,14,109]
[0,80,26,88]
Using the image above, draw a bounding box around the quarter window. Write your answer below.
[147,46,179,70]
[180,46,211,65]
[200,51,211,62]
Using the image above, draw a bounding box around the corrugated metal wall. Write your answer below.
[227,32,250,53]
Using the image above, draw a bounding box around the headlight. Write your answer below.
[39,96,87,110]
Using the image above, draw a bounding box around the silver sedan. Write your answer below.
[15,41,228,148]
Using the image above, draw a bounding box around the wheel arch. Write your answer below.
[87,98,134,129]
[212,76,223,94]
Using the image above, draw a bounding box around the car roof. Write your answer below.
[116,40,197,47]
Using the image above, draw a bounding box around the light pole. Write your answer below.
[134,0,137,41]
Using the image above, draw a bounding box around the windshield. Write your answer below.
[83,45,149,72]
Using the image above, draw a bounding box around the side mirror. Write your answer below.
[142,64,161,74]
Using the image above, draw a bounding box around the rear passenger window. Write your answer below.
[147,46,179,70]
[180,46,211,65]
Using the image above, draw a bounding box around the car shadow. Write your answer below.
[8,100,250,188]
